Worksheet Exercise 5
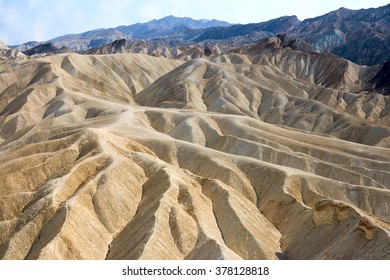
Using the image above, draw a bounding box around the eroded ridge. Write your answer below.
[0,49,389,259]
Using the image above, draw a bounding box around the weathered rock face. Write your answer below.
[367,60,390,95]
[4,49,27,60]
[292,4,390,65]
[0,44,389,260]
[86,39,224,61]
[193,16,301,42]
[23,42,73,56]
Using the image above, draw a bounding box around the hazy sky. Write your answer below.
[0,0,389,45]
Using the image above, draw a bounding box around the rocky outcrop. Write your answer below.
[5,49,27,60]
[366,60,390,95]
[1,41,28,61]
[276,34,315,52]
[86,39,225,61]
[23,42,73,56]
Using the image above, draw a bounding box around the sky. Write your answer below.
[0,0,389,45]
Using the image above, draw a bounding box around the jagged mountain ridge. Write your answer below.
[292,5,390,65]
[1,36,389,259]
[116,15,231,37]
[85,39,222,61]
[193,16,300,42]
[42,16,231,51]
[84,34,316,61]
[12,4,390,65]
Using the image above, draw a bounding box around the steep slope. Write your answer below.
[0,53,182,144]
[191,4,390,65]
[136,37,390,146]
[366,60,390,95]
[86,39,222,61]
[291,4,390,65]
[194,16,300,42]
[0,49,389,260]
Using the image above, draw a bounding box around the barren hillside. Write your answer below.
[0,38,389,259]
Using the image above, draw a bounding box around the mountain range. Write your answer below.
[0,5,390,260]
[9,3,390,66]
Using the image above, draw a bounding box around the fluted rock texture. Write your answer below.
[0,39,389,259]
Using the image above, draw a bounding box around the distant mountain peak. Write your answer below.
[143,15,231,29]
[337,7,351,11]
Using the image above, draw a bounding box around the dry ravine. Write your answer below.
[0,39,389,259]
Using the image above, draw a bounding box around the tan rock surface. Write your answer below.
[0,41,7,49]
[0,49,389,259]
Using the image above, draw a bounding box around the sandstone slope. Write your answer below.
[0,46,389,259]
